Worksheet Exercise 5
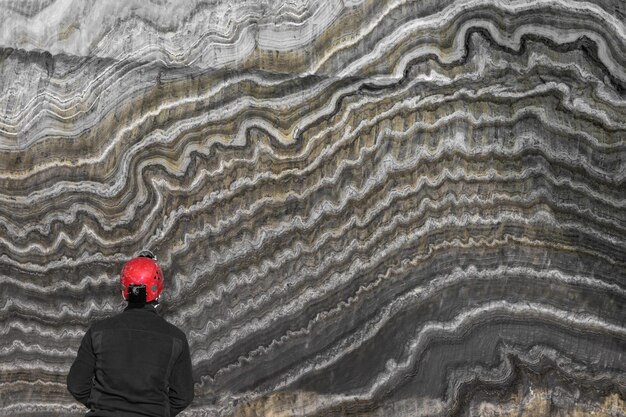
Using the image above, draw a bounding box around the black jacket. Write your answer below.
[67,303,194,416]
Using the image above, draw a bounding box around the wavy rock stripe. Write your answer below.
[0,0,625,416]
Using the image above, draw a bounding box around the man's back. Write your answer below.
[67,304,194,417]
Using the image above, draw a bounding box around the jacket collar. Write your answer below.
[124,302,159,313]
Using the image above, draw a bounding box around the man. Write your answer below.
[67,251,194,416]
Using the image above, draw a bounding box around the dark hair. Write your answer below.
[128,284,147,304]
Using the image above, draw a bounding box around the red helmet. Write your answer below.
[120,251,164,302]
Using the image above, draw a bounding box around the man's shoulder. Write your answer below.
[161,317,189,341]
[87,311,122,329]
[91,311,186,339]
[86,308,188,342]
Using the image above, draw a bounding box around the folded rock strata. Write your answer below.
[0,0,624,416]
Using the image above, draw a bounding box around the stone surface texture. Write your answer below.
[0,0,625,416]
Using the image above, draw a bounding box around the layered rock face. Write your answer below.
[0,0,625,416]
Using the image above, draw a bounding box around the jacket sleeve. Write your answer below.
[67,327,96,407]
[168,335,195,416]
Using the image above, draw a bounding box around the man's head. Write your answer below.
[120,250,164,303]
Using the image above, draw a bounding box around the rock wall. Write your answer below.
[0,0,625,416]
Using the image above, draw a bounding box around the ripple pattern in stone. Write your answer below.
[0,0,625,416]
